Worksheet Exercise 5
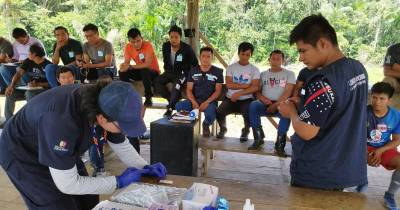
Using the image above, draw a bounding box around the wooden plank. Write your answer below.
[199,137,292,157]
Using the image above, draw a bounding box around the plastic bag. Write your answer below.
[111,183,187,208]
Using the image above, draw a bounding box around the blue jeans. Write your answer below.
[175,99,217,126]
[249,100,290,135]
[0,64,29,85]
[45,64,80,88]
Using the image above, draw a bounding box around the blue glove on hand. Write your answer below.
[203,206,217,210]
[142,162,167,179]
[116,167,142,189]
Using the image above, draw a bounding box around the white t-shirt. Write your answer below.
[260,68,296,101]
[12,36,46,61]
[226,62,260,100]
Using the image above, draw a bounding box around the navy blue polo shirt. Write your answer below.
[0,85,125,171]
[187,65,224,104]
[291,57,368,189]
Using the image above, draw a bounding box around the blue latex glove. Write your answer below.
[116,167,142,189]
[142,162,167,179]
[203,206,217,210]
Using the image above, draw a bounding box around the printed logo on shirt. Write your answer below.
[369,129,383,143]
[233,74,249,84]
[348,73,367,91]
[377,124,388,132]
[54,140,69,152]
[206,74,218,81]
[298,109,311,121]
[264,77,287,87]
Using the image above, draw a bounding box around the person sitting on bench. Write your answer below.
[119,28,160,106]
[154,25,198,116]
[4,44,51,120]
[79,23,115,83]
[175,46,223,137]
[216,42,260,141]
[45,26,83,88]
[248,50,295,154]
[356,82,400,209]
[56,66,76,86]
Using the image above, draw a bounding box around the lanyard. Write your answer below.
[92,126,107,157]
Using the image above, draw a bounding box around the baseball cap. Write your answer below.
[98,81,146,137]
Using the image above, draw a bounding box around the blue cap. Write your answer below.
[98,81,146,137]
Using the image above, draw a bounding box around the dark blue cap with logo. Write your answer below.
[98,81,145,137]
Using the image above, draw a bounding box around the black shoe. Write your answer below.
[216,127,227,139]
[248,127,264,150]
[275,133,287,157]
[164,108,173,117]
[144,97,153,106]
[240,127,250,142]
[202,123,210,137]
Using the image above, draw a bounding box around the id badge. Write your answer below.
[139,53,145,60]
[68,51,74,58]
[97,50,104,57]
[176,54,183,62]
[301,88,306,95]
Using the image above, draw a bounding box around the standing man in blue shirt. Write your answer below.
[278,14,368,190]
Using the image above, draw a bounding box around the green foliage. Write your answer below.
[0,0,399,70]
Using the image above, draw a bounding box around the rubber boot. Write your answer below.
[248,127,265,150]
[275,133,287,157]
[240,127,250,142]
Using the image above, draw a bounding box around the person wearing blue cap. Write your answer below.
[0,80,167,210]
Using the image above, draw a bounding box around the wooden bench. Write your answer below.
[199,136,292,176]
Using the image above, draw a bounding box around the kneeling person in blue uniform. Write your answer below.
[0,80,167,210]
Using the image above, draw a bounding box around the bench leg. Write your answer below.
[201,148,211,176]
[210,150,215,160]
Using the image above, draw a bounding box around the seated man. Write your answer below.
[382,43,400,109]
[248,50,295,154]
[4,44,51,120]
[356,82,400,209]
[80,23,115,83]
[292,67,315,99]
[0,28,46,87]
[175,47,223,137]
[154,25,198,115]
[0,36,14,93]
[216,42,260,141]
[119,28,160,106]
[45,26,83,87]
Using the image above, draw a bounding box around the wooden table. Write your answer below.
[155,175,385,210]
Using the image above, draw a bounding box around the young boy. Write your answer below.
[56,66,76,86]
[216,42,260,141]
[359,82,400,209]
[248,50,295,153]
[278,14,368,190]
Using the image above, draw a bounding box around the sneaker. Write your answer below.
[144,97,153,106]
[384,192,398,210]
[202,123,210,137]
[355,183,368,193]
[164,108,173,117]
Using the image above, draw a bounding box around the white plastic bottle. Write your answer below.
[243,198,254,210]
[189,109,199,119]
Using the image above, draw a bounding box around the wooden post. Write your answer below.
[186,0,200,54]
